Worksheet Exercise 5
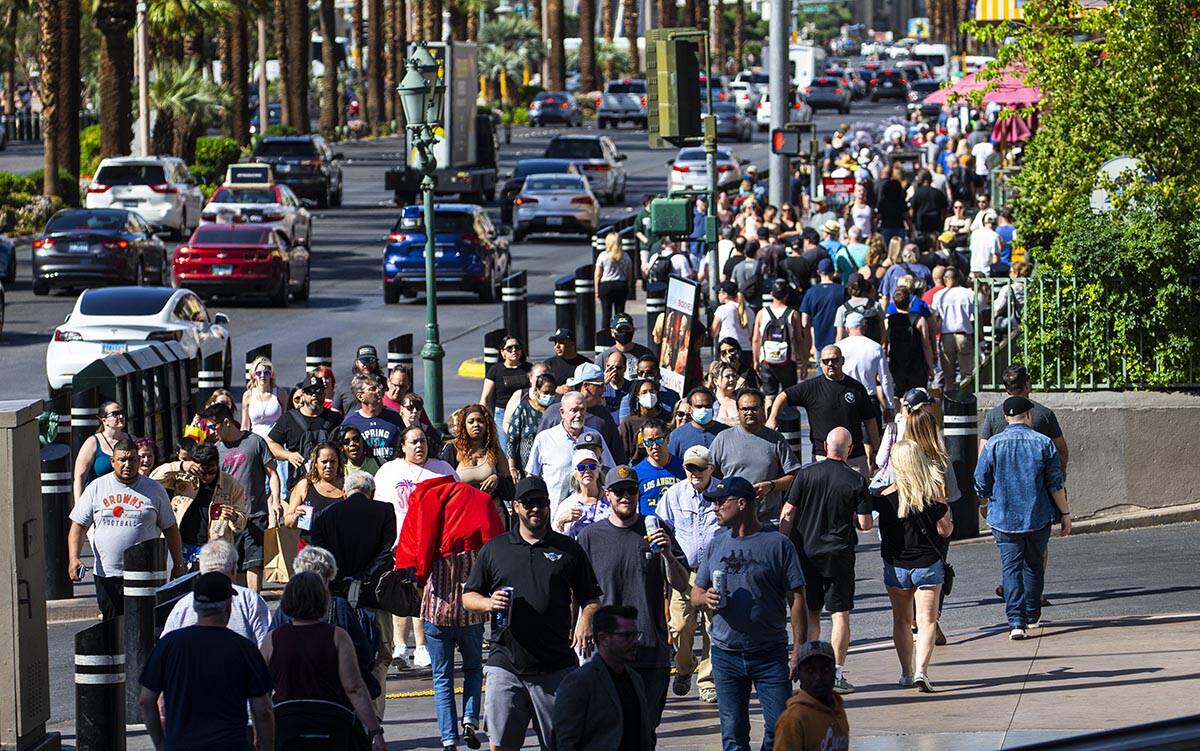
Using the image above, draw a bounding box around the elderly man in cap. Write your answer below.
[975,395,1071,641]
[527,391,618,503]
[656,445,722,702]
[818,220,846,258]
[139,572,275,751]
[332,344,386,414]
[772,641,850,751]
[544,328,592,395]
[692,475,807,751]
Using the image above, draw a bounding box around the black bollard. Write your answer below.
[482,328,507,372]
[554,275,576,336]
[388,334,414,372]
[71,386,99,458]
[502,271,529,348]
[646,287,667,350]
[943,389,981,539]
[51,388,72,447]
[595,329,613,360]
[776,407,806,465]
[244,343,273,382]
[123,538,166,718]
[75,618,126,751]
[196,350,225,410]
[41,443,74,600]
[574,264,596,354]
[590,231,606,264]
[155,570,199,629]
[306,337,334,371]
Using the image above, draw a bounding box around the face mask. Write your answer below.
[692,406,714,425]
[638,393,659,410]
[613,330,633,345]
[537,393,554,407]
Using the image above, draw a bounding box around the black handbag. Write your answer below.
[373,567,422,617]
[917,509,955,598]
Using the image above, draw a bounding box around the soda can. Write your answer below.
[494,586,515,629]
[644,514,663,553]
[711,570,725,609]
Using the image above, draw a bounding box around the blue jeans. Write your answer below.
[493,406,508,452]
[992,524,1051,628]
[423,621,484,745]
[710,644,792,751]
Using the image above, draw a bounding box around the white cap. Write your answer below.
[682,445,712,468]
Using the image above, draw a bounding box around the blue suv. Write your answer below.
[383,204,510,304]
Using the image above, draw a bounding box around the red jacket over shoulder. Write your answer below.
[395,475,504,583]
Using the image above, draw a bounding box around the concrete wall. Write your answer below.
[976,391,1200,521]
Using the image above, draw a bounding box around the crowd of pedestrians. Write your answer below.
[60,128,1076,751]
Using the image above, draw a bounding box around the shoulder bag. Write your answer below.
[916,509,955,598]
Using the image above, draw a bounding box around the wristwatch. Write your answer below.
[368,727,384,738]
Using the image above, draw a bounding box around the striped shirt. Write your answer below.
[421,550,487,627]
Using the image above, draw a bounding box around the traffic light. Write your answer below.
[646,29,702,149]
[771,128,803,156]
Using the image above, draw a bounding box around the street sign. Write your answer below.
[822,176,856,207]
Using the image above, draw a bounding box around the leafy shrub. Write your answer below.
[26,168,79,208]
[190,136,245,184]
[79,124,103,176]
[499,107,529,126]
[265,124,302,137]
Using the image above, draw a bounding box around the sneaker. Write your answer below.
[393,644,409,660]
[832,676,856,695]
[914,672,935,693]
[672,673,691,696]
[935,622,947,646]
[995,585,1004,599]
[462,722,481,750]
[413,645,432,668]
[699,687,718,703]
[898,674,914,688]
[1027,619,1042,629]
[1010,627,1027,640]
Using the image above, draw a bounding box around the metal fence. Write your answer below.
[1,111,101,144]
[972,275,1200,392]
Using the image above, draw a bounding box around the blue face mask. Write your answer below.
[692,406,714,425]
[537,393,554,407]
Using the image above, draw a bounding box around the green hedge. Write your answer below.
[190,136,245,185]
[79,125,102,176]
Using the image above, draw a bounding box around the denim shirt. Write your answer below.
[975,423,1064,533]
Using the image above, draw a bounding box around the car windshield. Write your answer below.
[544,139,604,159]
[79,288,174,316]
[738,73,769,85]
[910,80,941,93]
[255,141,318,157]
[677,148,731,162]
[536,93,570,102]
[513,162,572,179]
[811,79,840,88]
[606,82,645,94]
[393,212,478,233]
[210,187,278,204]
[524,177,584,192]
[193,227,271,244]
[94,164,167,186]
[47,211,128,232]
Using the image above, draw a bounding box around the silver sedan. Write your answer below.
[512,174,600,242]
[668,148,745,194]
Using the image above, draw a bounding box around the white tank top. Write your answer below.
[247,388,284,437]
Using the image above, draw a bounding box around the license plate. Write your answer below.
[69,242,90,253]
[248,215,262,222]
[120,200,140,207]
[101,343,127,354]
[212,264,233,275]
[547,217,564,226]
[276,164,291,172]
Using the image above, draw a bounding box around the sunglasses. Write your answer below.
[610,487,638,499]
[821,357,842,364]
[719,349,738,356]
[517,496,550,508]
[502,345,522,352]
[603,630,643,640]
[710,495,739,507]
[636,370,657,378]
[642,436,666,447]
[575,462,599,472]
[254,369,273,377]
[104,410,125,418]
[684,464,709,473]
[342,436,362,444]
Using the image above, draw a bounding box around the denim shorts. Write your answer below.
[883,560,944,589]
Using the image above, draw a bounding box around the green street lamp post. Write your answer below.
[399,44,448,427]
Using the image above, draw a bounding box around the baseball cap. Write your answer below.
[574,431,604,453]
[604,464,639,490]
[682,445,712,469]
[843,312,866,330]
[938,230,957,244]
[1003,395,1034,416]
[549,327,576,343]
[300,375,326,393]
[797,640,836,665]
[610,313,635,331]
[817,258,835,275]
[771,278,792,299]
[514,476,550,503]
[569,362,604,386]
[193,571,234,604]
[902,387,931,410]
[703,476,755,502]
[356,344,379,362]
[572,448,600,466]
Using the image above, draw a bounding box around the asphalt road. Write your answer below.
[0,99,908,408]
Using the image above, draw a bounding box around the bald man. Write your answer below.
[780,427,873,695]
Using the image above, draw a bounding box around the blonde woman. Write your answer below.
[711,281,751,349]
[871,440,953,693]
[241,356,289,437]
[594,231,635,327]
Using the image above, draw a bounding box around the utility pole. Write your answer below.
[258,16,269,142]
[768,0,788,206]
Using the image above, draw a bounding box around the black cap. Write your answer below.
[771,278,792,299]
[756,227,770,239]
[574,431,603,453]
[604,464,639,490]
[300,375,326,393]
[1003,396,1034,417]
[703,476,756,502]
[356,344,379,361]
[549,327,576,343]
[514,476,550,502]
[610,313,635,331]
[193,571,234,604]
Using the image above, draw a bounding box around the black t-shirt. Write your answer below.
[784,375,876,457]
[605,661,644,751]
[577,517,684,668]
[722,252,744,282]
[486,361,534,408]
[871,491,948,569]
[875,179,908,229]
[979,401,1063,442]
[139,625,273,751]
[267,408,343,455]
[909,186,949,233]
[543,353,592,389]
[785,459,872,560]
[779,256,813,298]
[464,528,602,676]
[179,483,214,546]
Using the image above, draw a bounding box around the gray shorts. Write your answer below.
[484,664,572,749]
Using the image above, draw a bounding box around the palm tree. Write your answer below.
[60,0,80,181]
[351,0,366,124]
[479,15,542,101]
[368,0,384,132]
[318,0,338,131]
[275,0,291,126]
[710,0,723,75]
[149,59,229,160]
[228,9,251,144]
[620,0,637,73]
[577,0,595,92]
[478,39,518,102]
[599,0,615,81]
[284,0,309,130]
[93,0,135,157]
[569,37,628,83]
[37,0,61,196]
[733,0,744,72]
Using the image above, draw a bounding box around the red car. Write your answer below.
[172,224,310,307]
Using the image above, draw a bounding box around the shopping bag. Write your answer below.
[263,525,298,584]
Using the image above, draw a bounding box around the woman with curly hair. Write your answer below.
[440,404,512,510]
[282,442,345,543]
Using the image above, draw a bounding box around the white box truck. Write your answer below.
[761,44,827,90]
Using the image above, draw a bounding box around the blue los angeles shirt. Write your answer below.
[633,455,686,516]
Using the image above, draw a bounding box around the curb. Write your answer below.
[951,502,1200,546]
[458,356,486,379]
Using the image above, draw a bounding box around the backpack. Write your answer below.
[737,260,762,305]
[899,263,926,293]
[887,311,924,370]
[761,306,793,365]
[842,298,883,342]
[647,251,674,287]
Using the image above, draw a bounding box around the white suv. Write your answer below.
[85,157,205,238]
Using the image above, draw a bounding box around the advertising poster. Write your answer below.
[658,275,702,396]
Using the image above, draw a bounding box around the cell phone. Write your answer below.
[75,564,89,580]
